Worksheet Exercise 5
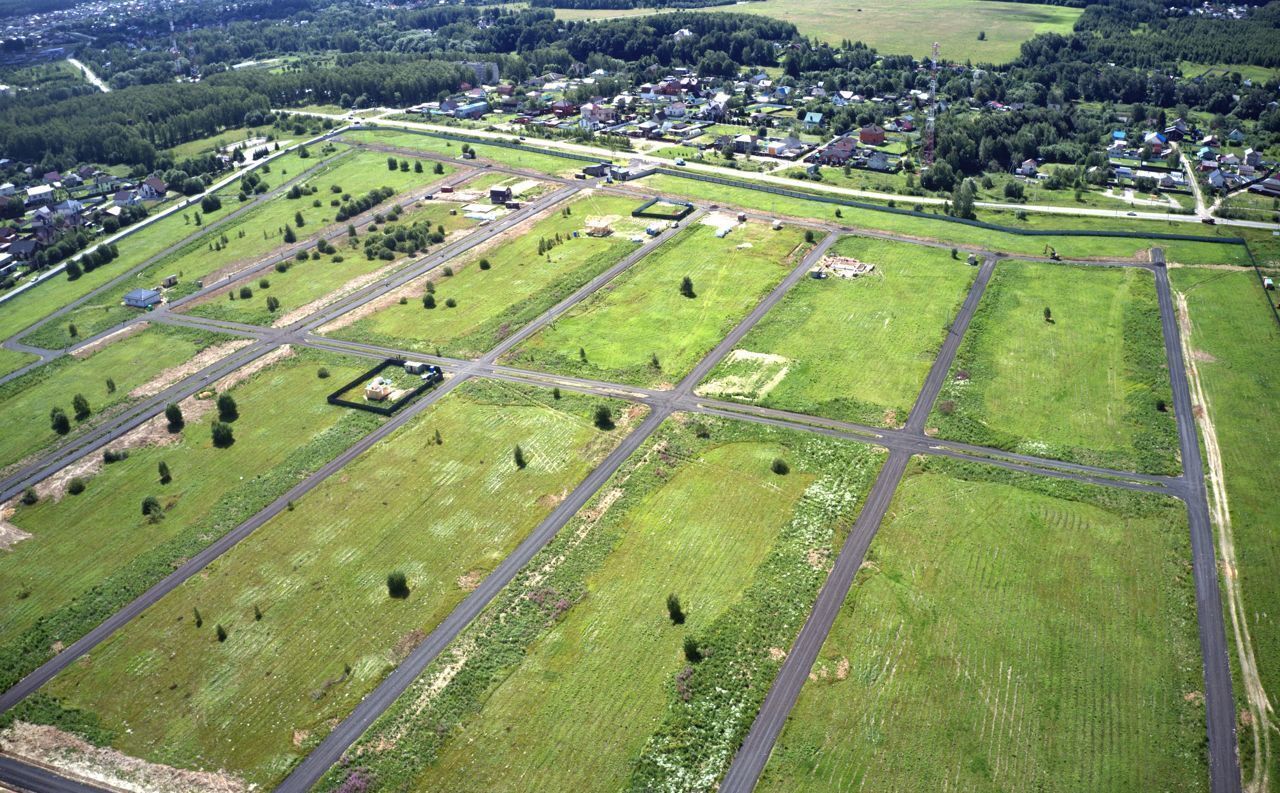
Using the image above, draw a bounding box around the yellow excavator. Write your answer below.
[1044,244,1061,260]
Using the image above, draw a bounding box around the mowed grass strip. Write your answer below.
[0,347,37,378]
[758,459,1206,793]
[698,236,977,426]
[930,260,1179,474]
[314,417,885,793]
[0,324,228,471]
[329,193,644,358]
[1170,267,1280,784]
[0,350,377,688]
[36,380,641,788]
[188,199,480,327]
[504,220,809,387]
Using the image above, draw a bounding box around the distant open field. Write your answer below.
[554,0,1080,62]
[930,261,1179,474]
[758,458,1206,792]
[0,349,379,693]
[32,381,638,788]
[504,219,809,386]
[0,325,227,472]
[328,193,646,358]
[698,236,976,426]
[341,128,593,178]
[315,415,885,792]
[1170,267,1280,788]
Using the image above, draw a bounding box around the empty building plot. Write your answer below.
[698,236,977,426]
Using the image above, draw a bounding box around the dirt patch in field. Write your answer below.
[0,505,32,550]
[536,488,568,509]
[806,547,829,571]
[456,570,484,592]
[698,349,790,400]
[71,323,149,359]
[128,339,254,398]
[699,212,740,235]
[0,721,248,793]
[767,647,786,662]
[292,729,310,749]
[835,657,850,680]
[393,628,427,662]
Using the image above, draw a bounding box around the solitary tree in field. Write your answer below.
[211,421,234,448]
[552,387,561,400]
[680,276,695,298]
[650,352,661,370]
[266,295,280,312]
[578,346,588,362]
[387,571,410,599]
[433,162,444,175]
[193,607,203,628]
[479,258,491,270]
[141,495,162,518]
[50,406,70,435]
[20,488,37,505]
[67,322,77,338]
[217,394,238,422]
[165,403,184,432]
[434,429,442,445]
[105,377,115,394]
[593,405,614,430]
[72,393,90,421]
[158,460,171,484]
[423,294,436,309]
[283,224,297,244]
[667,593,686,625]
[1044,306,1053,323]
[215,624,228,642]
[771,457,790,475]
[514,444,527,469]
[254,604,263,621]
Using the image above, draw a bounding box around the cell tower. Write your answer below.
[923,41,940,167]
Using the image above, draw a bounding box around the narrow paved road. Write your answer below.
[1152,249,1241,793]
[66,58,109,92]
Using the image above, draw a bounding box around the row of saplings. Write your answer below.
[33,393,242,508]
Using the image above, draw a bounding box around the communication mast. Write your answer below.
[923,41,939,167]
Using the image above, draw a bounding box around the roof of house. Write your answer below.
[125,288,161,301]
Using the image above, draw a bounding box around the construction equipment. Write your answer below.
[1044,244,1061,260]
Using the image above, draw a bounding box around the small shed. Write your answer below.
[489,186,512,204]
[123,288,162,309]
[365,377,394,402]
[161,274,178,288]
[404,361,429,375]
[586,223,613,237]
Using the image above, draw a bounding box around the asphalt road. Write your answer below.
[0,755,107,793]
[0,151,1244,793]
[1152,250,1241,793]
[276,407,671,792]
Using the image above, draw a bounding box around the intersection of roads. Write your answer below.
[0,134,1242,793]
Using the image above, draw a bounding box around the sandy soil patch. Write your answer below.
[835,656,850,680]
[71,323,149,359]
[0,505,32,550]
[456,570,484,592]
[128,340,254,398]
[698,349,790,400]
[767,647,786,662]
[699,211,740,234]
[0,721,248,793]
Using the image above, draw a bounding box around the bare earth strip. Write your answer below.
[1,721,247,793]
[1177,289,1273,793]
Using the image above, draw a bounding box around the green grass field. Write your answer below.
[504,220,809,386]
[1170,267,1280,787]
[699,236,977,426]
[18,147,351,348]
[0,347,37,378]
[930,261,1179,474]
[329,193,645,357]
[0,325,228,472]
[35,381,639,788]
[640,174,1251,265]
[758,458,1206,792]
[315,415,885,793]
[342,128,596,178]
[187,198,480,327]
[0,350,380,693]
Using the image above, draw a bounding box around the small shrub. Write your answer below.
[683,636,703,663]
[478,258,491,270]
[266,296,280,312]
[258,278,270,289]
[423,294,436,309]
[667,593,685,625]
[442,266,454,277]
[72,393,91,421]
[141,495,162,517]
[193,607,203,628]
[387,571,410,599]
[239,286,253,300]
[165,403,184,432]
[552,387,561,400]
[514,444,527,469]
[67,477,86,495]
[217,394,238,421]
[593,405,614,430]
[215,624,228,642]
[317,367,330,379]
[211,421,234,448]
[20,488,37,506]
[158,460,171,484]
[679,276,695,298]
[444,297,457,308]
[253,604,263,621]
[50,406,70,435]
[771,457,790,475]
[103,448,128,464]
